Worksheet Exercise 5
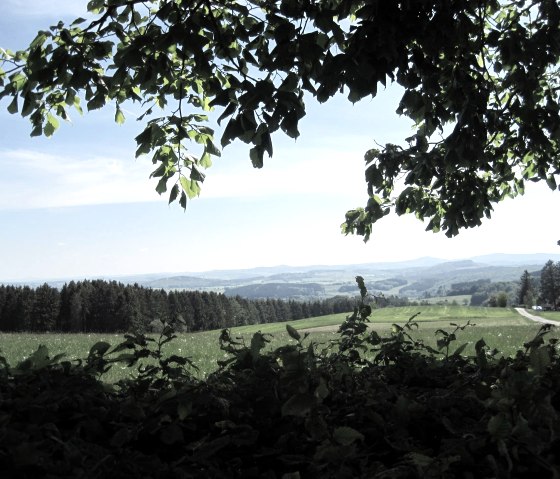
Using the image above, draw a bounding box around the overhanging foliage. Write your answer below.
[1,0,559,238]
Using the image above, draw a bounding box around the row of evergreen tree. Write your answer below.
[0,280,356,333]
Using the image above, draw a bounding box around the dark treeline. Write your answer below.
[0,280,355,333]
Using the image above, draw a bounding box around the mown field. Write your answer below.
[418,294,471,305]
[1,305,558,382]
[533,310,560,321]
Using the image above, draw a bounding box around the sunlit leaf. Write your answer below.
[115,107,125,125]
[44,113,59,137]
[286,324,301,341]
[333,426,364,445]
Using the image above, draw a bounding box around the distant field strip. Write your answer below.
[291,306,530,331]
[420,295,471,305]
[367,305,523,323]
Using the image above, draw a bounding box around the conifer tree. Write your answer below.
[540,260,560,309]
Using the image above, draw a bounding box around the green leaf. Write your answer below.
[115,107,125,125]
[44,113,59,137]
[221,116,243,147]
[487,413,512,439]
[180,176,200,199]
[110,428,131,448]
[200,151,212,168]
[286,324,301,341]
[250,331,267,359]
[405,452,434,469]
[21,94,34,117]
[452,342,468,357]
[250,146,264,168]
[530,347,551,375]
[177,401,192,420]
[475,338,486,352]
[205,139,221,157]
[217,102,237,125]
[190,166,205,182]
[333,426,364,446]
[168,184,179,204]
[179,191,187,209]
[305,414,328,441]
[314,377,329,401]
[10,72,26,92]
[281,393,314,417]
[29,32,48,50]
[71,17,87,26]
[88,341,111,357]
[160,423,184,445]
[280,111,300,139]
[512,414,532,442]
[156,176,168,194]
[17,345,53,370]
[30,125,43,137]
[7,96,18,114]
[279,72,299,92]
[87,93,106,111]
[87,0,105,14]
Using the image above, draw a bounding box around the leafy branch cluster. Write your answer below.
[1,278,560,477]
[1,0,559,237]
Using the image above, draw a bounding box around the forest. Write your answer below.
[0,280,355,333]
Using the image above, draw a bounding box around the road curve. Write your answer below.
[515,307,559,326]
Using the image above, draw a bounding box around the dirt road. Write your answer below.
[515,308,559,326]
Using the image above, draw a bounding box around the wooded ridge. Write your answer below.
[0,280,354,333]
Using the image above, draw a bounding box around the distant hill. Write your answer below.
[145,276,230,289]
[4,253,559,300]
[469,253,560,266]
[224,282,325,299]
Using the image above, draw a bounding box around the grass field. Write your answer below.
[419,295,471,305]
[532,310,560,322]
[1,305,558,382]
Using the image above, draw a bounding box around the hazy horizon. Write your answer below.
[4,252,560,285]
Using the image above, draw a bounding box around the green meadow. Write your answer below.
[532,310,560,322]
[1,305,558,383]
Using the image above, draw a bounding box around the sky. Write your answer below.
[1,1,559,282]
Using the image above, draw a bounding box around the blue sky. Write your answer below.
[1,1,559,282]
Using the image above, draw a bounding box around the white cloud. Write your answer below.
[0,149,159,209]
[204,148,366,200]
[0,139,372,210]
[1,0,89,18]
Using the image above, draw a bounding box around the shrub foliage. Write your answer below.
[1,278,560,478]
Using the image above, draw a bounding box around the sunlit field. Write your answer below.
[417,295,471,305]
[1,306,558,382]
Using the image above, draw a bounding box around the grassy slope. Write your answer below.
[231,305,527,335]
[532,310,560,322]
[1,305,557,382]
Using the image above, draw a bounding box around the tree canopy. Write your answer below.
[1,0,559,239]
